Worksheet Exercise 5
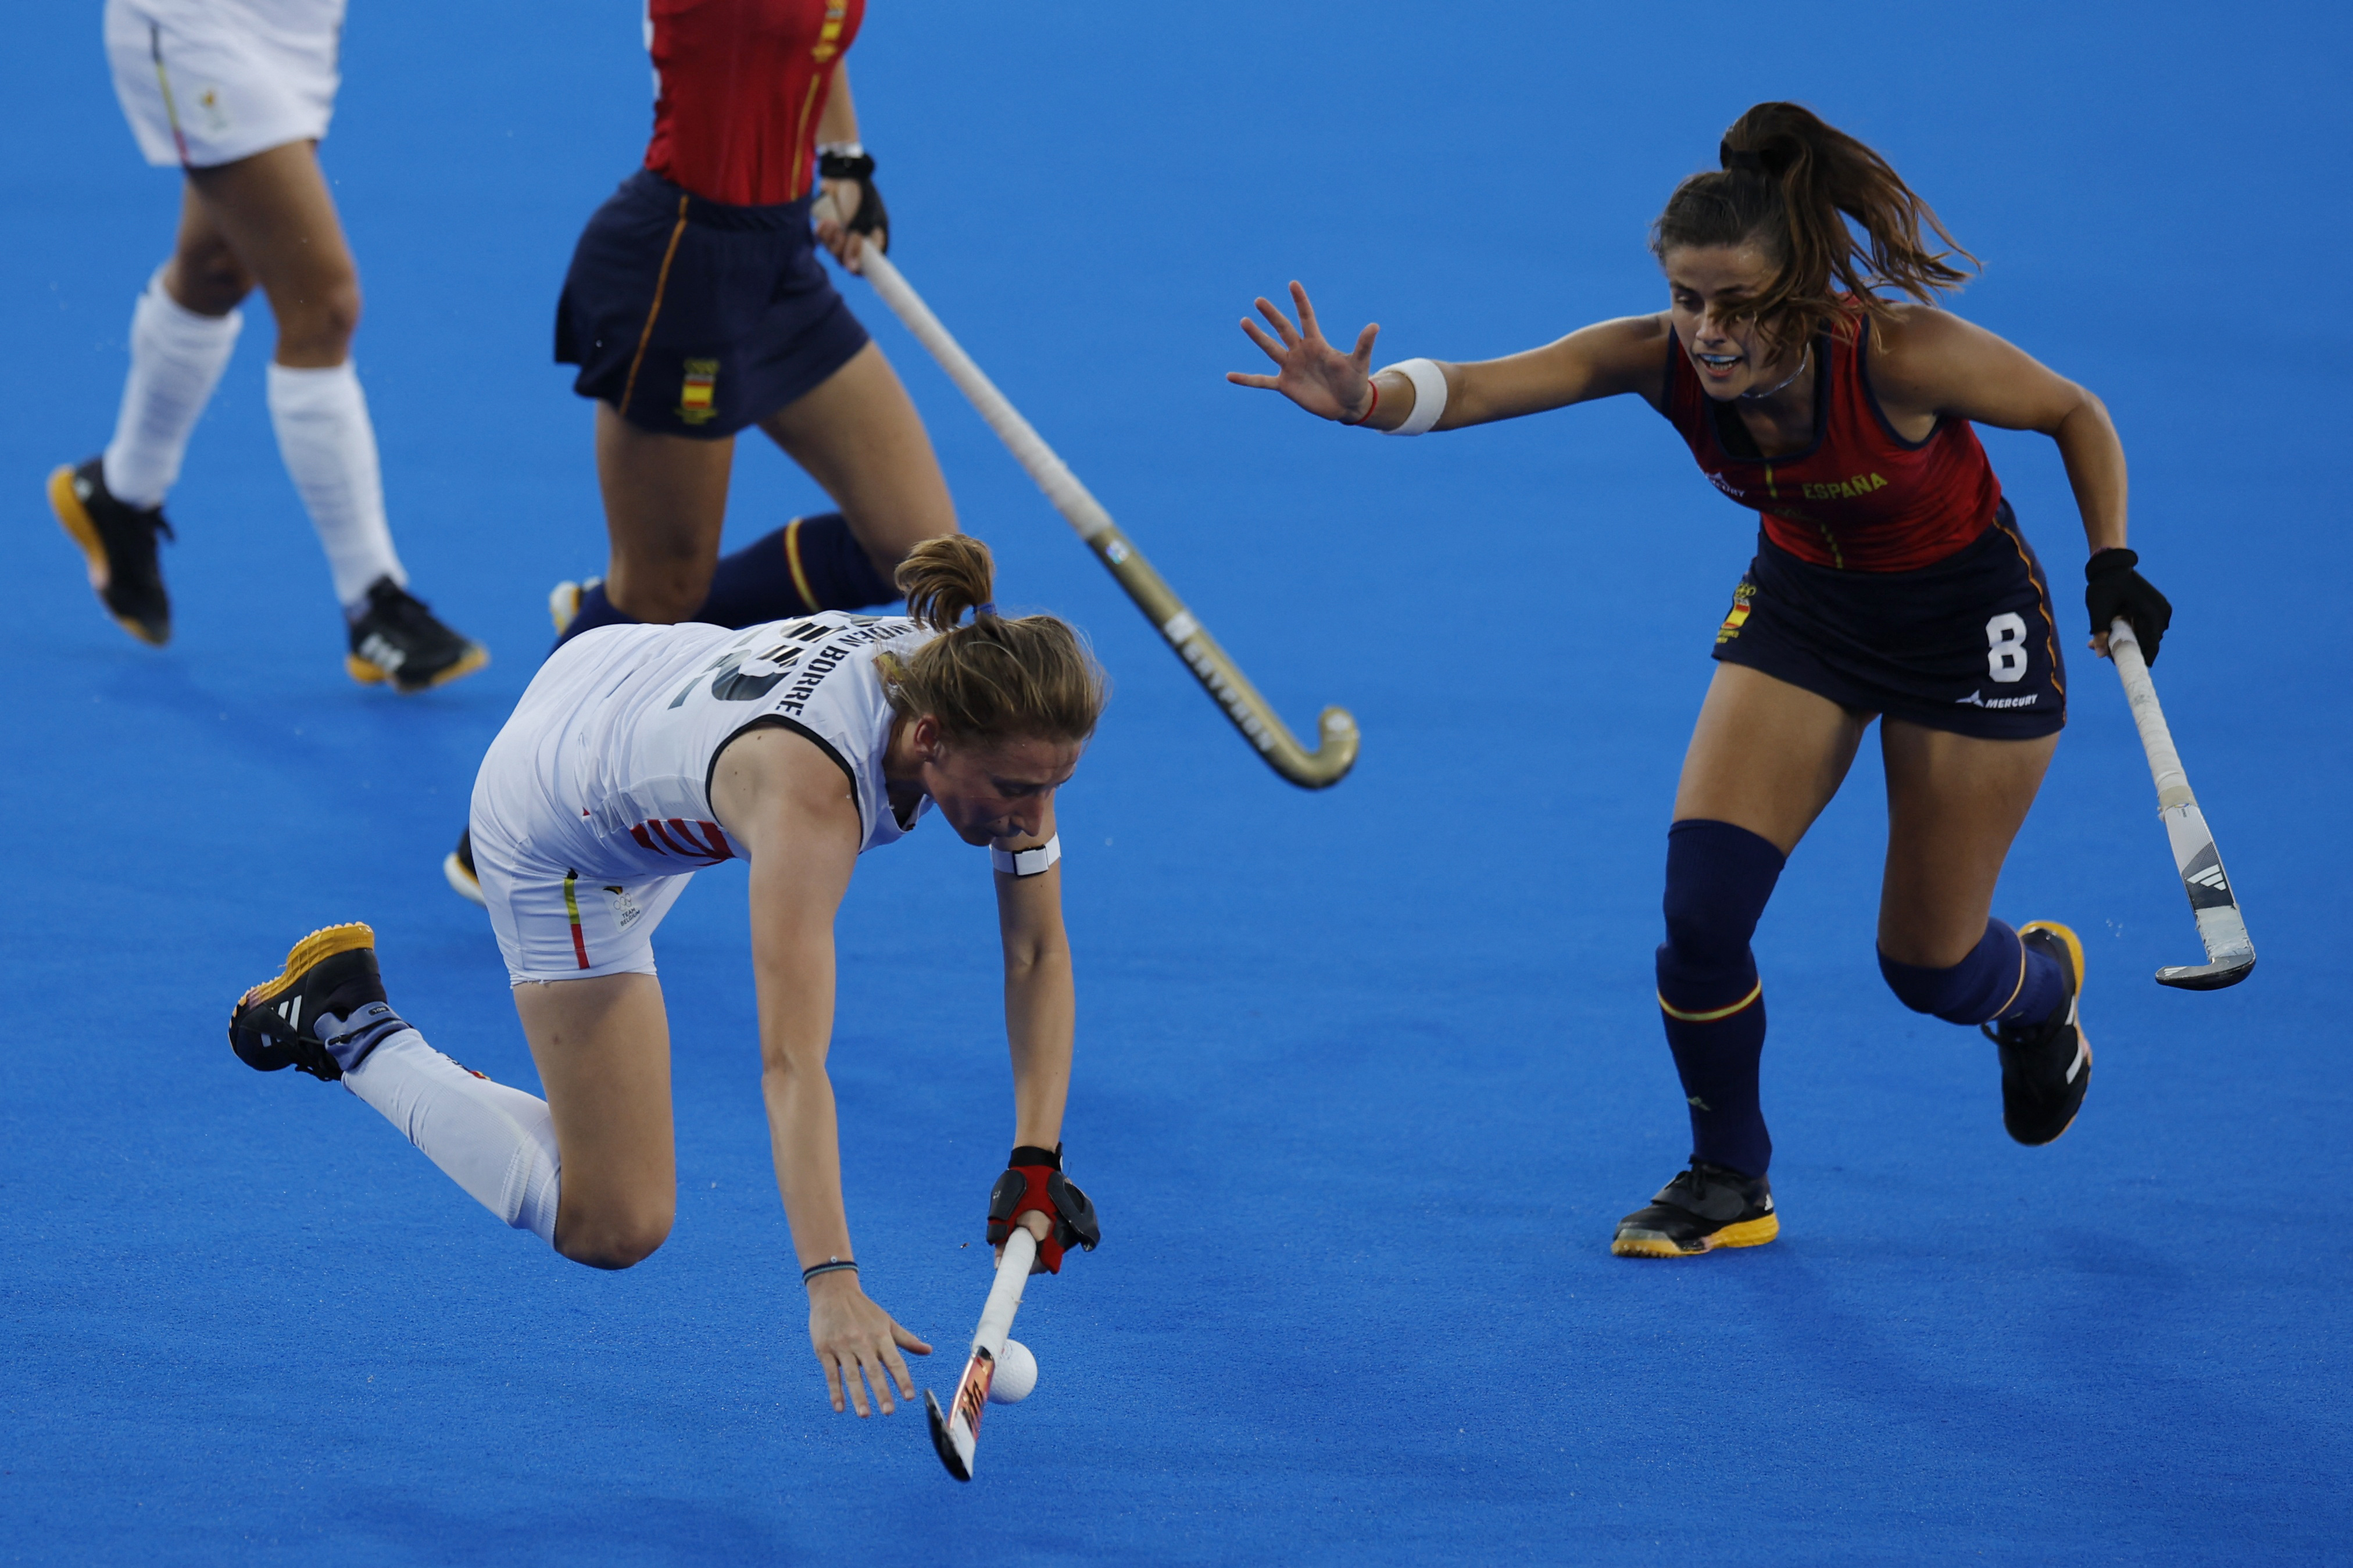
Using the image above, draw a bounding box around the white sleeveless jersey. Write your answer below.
[505,612,939,883]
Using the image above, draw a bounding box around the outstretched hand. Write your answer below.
[1227,281,1379,423]
[807,1273,931,1416]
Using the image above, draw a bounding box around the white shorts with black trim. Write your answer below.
[104,0,342,170]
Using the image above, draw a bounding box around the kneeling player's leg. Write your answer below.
[578,402,734,634]
[1875,722,2062,1021]
[230,925,562,1244]
[512,973,678,1269]
[752,341,956,596]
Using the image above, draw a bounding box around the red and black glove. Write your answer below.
[986,1144,1100,1274]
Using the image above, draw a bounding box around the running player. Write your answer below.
[227,536,1104,1416]
[1230,103,2174,1258]
[448,0,959,902]
[52,0,485,691]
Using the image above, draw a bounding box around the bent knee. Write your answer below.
[555,1205,674,1270]
[166,244,253,316]
[271,275,363,360]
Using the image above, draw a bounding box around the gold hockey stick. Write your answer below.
[825,216,1358,789]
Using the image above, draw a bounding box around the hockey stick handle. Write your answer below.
[974,1229,1035,1358]
[819,213,1359,789]
[2106,617,2194,809]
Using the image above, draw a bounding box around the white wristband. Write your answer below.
[1380,358,1448,436]
[991,833,1061,878]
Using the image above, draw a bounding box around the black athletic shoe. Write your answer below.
[346,576,489,694]
[228,923,407,1082]
[47,457,173,646]
[1612,1159,1779,1258]
[1984,921,2091,1146]
[444,826,485,908]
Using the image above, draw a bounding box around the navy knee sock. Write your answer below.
[551,579,639,651]
[696,513,899,628]
[1656,819,1787,1180]
[1879,920,2064,1027]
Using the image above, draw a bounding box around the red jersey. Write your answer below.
[1660,310,2001,572]
[643,0,864,207]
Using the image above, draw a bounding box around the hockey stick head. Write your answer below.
[925,1389,973,1482]
[2155,954,2255,990]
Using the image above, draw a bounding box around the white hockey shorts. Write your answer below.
[104,0,343,169]
[469,677,695,989]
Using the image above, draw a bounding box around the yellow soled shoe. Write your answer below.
[228,923,396,1082]
[345,577,489,694]
[1985,920,2091,1146]
[1612,1159,1779,1258]
[48,458,174,646]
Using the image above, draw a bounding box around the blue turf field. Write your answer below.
[5,3,2350,1563]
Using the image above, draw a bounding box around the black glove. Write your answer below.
[817,149,888,253]
[2086,547,2172,665]
[986,1144,1100,1274]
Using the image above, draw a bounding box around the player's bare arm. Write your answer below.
[714,724,934,1417]
[1869,306,2130,543]
[1226,278,1669,428]
[995,825,1074,1155]
[1871,306,2133,647]
[993,821,1075,1266]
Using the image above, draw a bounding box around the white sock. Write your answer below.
[342,1029,562,1244]
[102,268,242,510]
[264,360,408,610]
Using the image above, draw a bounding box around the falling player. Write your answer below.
[1231,103,2175,1257]
[228,536,1102,1416]
[52,0,485,691]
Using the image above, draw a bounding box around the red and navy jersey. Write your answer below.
[643,0,863,208]
[1659,307,2001,572]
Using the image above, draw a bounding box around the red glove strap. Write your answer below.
[988,1164,1067,1273]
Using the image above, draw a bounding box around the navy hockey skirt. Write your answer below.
[556,170,870,439]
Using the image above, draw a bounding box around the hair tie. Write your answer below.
[972,601,997,621]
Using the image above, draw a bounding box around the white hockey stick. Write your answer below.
[819,210,1358,789]
[2107,617,2255,989]
[924,1227,1035,1481]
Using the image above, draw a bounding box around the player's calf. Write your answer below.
[1881,918,2087,1145]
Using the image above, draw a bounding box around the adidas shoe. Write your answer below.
[549,576,601,636]
[228,923,407,1082]
[346,577,489,693]
[47,457,173,646]
[1984,921,2091,1145]
[1611,1159,1779,1258]
[444,826,486,908]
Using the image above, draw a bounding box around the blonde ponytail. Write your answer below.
[881,535,1108,746]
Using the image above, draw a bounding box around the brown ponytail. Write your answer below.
[1651,102,1978,355]
[880,535,1108,747]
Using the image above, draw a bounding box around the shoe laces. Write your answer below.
[362,579,446,636]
